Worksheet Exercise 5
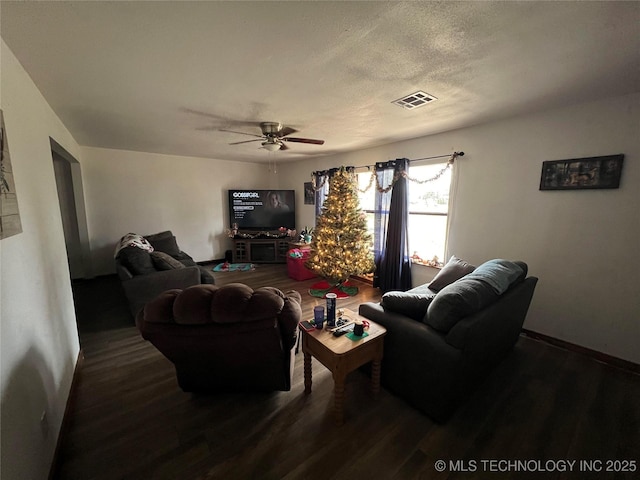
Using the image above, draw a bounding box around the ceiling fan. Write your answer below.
[221,122,325,152]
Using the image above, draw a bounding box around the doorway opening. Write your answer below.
[50,138,92,280]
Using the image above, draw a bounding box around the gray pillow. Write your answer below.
[380,291,437,321]
[428,255,475,292]
[173,251,197,267]
[465,259,524,294]
[146,235,180,257]
[118,246,156,275]
[150,251,185,271]
[425,277,499,332]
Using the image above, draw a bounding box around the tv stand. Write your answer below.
[233,238,289,264]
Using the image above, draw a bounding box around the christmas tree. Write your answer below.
[306,167,374,286]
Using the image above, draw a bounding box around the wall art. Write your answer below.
[0,109,23,239]
[540,154,624,191]
[304,182,315,204]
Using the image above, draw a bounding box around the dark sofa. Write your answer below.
[358,256,538,422]
[115,231,215,316]
[136,283,302,392]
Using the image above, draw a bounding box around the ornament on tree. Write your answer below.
[306,166,374,287]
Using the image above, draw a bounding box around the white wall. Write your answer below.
[79,147,275,275]
[280,93,640,364]
[1,40,81,480]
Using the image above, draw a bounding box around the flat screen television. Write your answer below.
[228,189,296,231]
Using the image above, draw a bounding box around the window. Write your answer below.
[356,161,452,265]
[407,162,452,264]
[356,171,376,241]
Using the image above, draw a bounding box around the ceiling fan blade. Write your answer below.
[279,142,289,151]
[229,139,263,145]
[183,108,261,124]
[219,128,264,139]
[282,137,325,145]
[279,126,299,137]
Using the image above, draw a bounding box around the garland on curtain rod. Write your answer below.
[310,173,328,192]
[358,151,462,193]
[311,151,463,193]
[310,166,355,192]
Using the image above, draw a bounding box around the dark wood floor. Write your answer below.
[58,264,640,479]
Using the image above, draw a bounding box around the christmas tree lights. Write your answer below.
[306,167,374,286]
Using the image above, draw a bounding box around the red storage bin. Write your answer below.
[287,251,316,281]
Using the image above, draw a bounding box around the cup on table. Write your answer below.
[313,306,325,329]
[353,321,364,336]
[326,293,337,327]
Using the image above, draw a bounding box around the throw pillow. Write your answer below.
[465,259,524,295]
[425,277,499,332]
[428,255,476,292]
[146,234,181,257]
[380,291,437,321]
[513,261,528,279]
[118,246,156,275]
[173,251,197,267]
[151,251,185,271]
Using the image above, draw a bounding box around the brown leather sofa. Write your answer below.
[136,283,302,392]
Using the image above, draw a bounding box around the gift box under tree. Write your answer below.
[286,249,316,281]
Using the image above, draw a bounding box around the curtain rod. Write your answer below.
[351,151,464,171]
[411,151,464,162]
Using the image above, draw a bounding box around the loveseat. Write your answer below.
[136,283,302,392]
[115,231,215,316]
[358,256,538,422]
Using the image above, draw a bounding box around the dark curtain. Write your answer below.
[373,158,411,292]
[313,172,329,218]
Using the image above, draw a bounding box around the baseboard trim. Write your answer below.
[49,349,84,480]
[350,274,374,285]
[197,258,225,266]
[522,329,639,375]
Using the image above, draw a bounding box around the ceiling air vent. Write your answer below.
[392,91,437,110]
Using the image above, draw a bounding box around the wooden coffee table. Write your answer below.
[300,308,386,425]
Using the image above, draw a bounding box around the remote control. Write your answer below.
[333,326,353,337]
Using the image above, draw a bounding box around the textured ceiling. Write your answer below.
[1,1,639,163]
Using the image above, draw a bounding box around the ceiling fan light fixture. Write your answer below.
[224,121,323,152]
[262,141,281,152]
